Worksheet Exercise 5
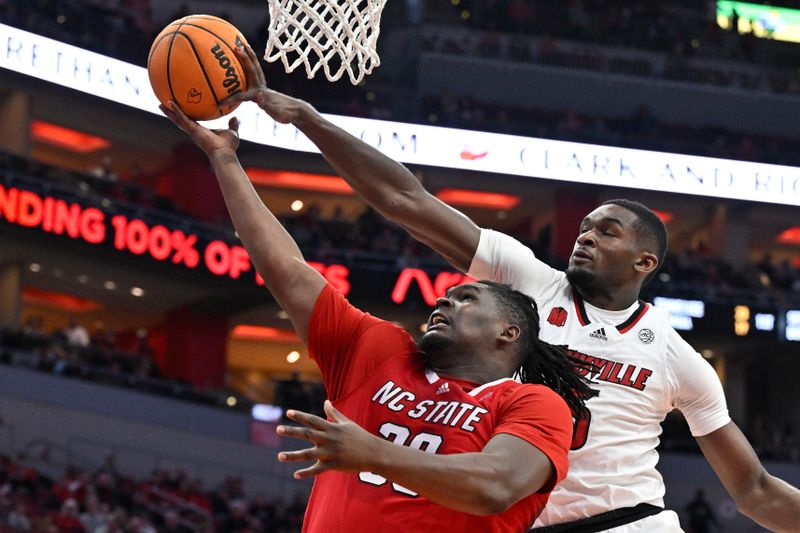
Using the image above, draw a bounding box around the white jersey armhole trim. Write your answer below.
[425,368,439,384]
[469,377,516,397]
[425,370,515,397]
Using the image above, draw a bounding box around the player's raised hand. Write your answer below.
[160,101,240,158]
[222,44,312,124]
[277,400,380,479]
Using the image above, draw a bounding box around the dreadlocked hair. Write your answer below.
[480,281,598,419]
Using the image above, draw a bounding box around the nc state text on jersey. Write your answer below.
[371,381,488,432]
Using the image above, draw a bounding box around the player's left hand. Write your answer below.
[277,400,379,479]
[221,44,313,125]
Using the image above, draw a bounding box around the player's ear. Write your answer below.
[634,251,658,276]
[499,324,521,344]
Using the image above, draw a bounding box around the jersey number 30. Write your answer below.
[358,422,443,497]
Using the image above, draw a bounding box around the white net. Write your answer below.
[264,0,388,85]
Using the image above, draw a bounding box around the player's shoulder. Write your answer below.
[494,380,570,412]
[533,270,571,305]
[362,311,418,348]
[661,322,697,356]
[629,301,671,342]
[313,284,417,348]
[656,321,711,384]
[481,229,565,279]
[518,381,569,404]
[643,301,670,321]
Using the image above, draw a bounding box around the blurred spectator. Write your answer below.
[64,319,90,348]
[7,502,32,531]
[273,372,326,419]
[88,156,119,194]
[685,489,718,533]
[20,316,39,333]
[0,455,306,532]
[507,0,534,34]
[556,110,585,137]
[80,494,110,532]
[159,509,182,533]
[218,499,249,533]
[126,514,156,533]
[54,498,86,533]
[1,317,232,411]
[629,104,658,137]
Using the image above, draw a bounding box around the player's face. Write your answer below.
[420,282,505,359]
[566,204,644,289]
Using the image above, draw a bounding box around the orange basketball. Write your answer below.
[148,15,250,121]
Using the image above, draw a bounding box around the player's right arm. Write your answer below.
[669,330,800,532]
[160,102,325,343]
[226,45,480,272]
[279,392,571,516]
[696,423,800,532]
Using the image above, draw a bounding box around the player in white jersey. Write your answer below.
[469,225,724,531]
[223,57,800,532]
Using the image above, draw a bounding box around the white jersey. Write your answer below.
[468,230,730,529]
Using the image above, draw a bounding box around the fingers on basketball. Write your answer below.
[246,45,268,85]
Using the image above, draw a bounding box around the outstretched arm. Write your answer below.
[226,45,481,272]
[278,401,555,515]
[696,422,800,532]
[160,103,326,343]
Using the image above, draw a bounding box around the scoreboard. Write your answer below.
[652,296,797,342]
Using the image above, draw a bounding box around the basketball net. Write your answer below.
[264,0,388,84]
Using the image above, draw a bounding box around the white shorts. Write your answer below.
[599,510,683,533]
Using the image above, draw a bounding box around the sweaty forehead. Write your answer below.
[444,282,487,297]
[583,204,638,227]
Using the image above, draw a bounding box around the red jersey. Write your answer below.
[302,285,572,533]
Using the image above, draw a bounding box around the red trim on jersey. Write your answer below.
[616,302,650,334]
[572,290,650,333]
[572,290,590,327]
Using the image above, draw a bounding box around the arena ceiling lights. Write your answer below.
[245,168,354,194]
[435,189,520,210]
[245,169,521,210]
[4,23,800,207]
[30,120,110,153]
[231,325,300,343]
[21,287,102,312]
[777,226,800,245]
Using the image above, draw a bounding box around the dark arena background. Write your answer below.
[1,0,800,531]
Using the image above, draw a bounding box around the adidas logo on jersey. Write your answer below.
[589,327,608,341]
[436,382,450,395]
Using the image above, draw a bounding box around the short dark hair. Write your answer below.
[480,281,596,418]
[601,199,668,283]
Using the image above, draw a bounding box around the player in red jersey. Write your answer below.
[160,87,595,531]
[281,280,589,532]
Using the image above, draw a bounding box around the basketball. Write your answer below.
[148,15,249,121]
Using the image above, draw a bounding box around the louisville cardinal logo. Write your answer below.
[547,307,568,327]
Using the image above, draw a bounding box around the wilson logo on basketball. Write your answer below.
[211,43,242,94]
